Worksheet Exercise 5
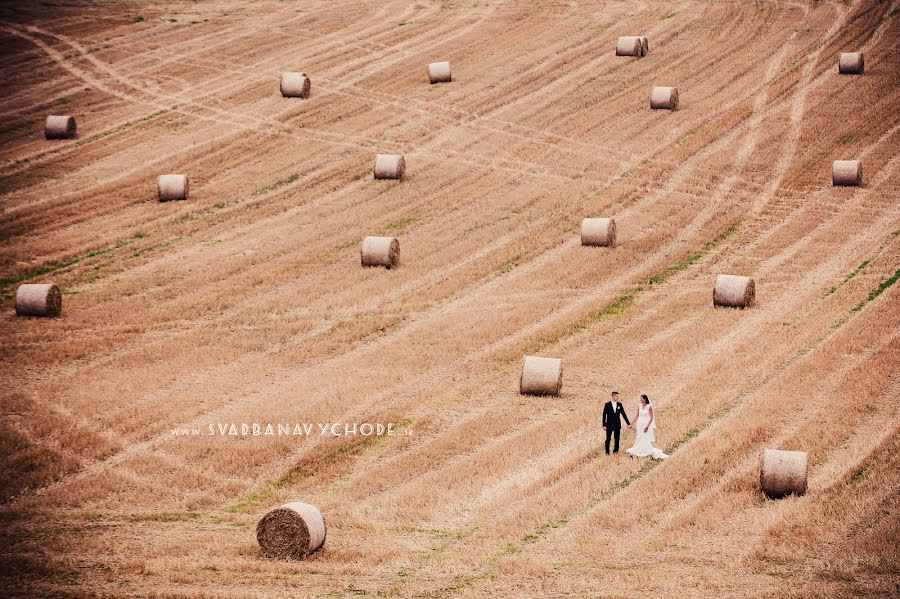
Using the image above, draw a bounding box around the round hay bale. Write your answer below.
[713,274,755,308]
[760,449,808,498]
[427,61,451,83]
[15,283,61,317]
[361,236,400,269]
[838,52,864,75]
[639,36,649,56]
[44,115,76,140]
[520,355,562,396]
[832,160,862,187]
[158,174,189,201]
[580,217,616,247]
[615,36,642,57]
[373,154,405,180]
[280,72,311,98]
[650,86,678,110]
[257,502,326,559]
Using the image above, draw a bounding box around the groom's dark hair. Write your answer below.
[611,391,619,396]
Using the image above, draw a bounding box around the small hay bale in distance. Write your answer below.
[520,355,563,396]
[15,283,62,317]
[581,217,616,247]
[280,72,311,98]
[838,52,864,75]
[615,36,642,57]
[373,154,405,180]
[427,61,451,83]
[832,160,862,187]
[650,86,678,110]
[713,274,755,309]
[760,449,808,498]
[257,502,326,559]
[44,115,76,139]
[158,174,189,201]
[361,236,400,269]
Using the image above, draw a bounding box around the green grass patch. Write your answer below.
[890,7,900,17]
[0,232,150,289]
[835,132,856,145]
[133,16,145,22]
[0,120,34,136]
[227,418,412,513]
[664,11,678,19]
[850,268,900,312]
[824,259,869,297]
[252,173,300,196]
[382,215,418,234]
[497,254,522,274]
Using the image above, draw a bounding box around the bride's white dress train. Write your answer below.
[626,405,669,460]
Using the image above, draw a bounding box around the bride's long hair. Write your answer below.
[640,393,650,405]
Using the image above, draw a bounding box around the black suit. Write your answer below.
[602,401,631,454]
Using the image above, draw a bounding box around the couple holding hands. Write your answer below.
[601,391,669,460]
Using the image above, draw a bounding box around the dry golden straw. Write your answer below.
[281,72,311,98]
[427,61,452,83]
[520,355,563,396]
[580,218,617,247]
[650,86,679,110]
[15,283,62,317]
[158,175,189,201]
[832,160,862,186]
[44,115,76,139]
[760,449,808,498]
[713,275,755,308]
[838,52,864,75]
[257,502,326,559]
[615,36,643,57]
[373,154,406,180]
[361,236,400,269]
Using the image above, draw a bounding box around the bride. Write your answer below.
[626,394,669,460]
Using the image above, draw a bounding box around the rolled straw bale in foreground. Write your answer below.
[15,283,62,317]
[280,72,311,98]
[832,160,862,186]
[520,355,563,396]
[650,86,678,110]
[257,502,326,559]
[580,217,616,247]
[838,52,864,74]
[615,36,642,57]
[361,236,400,269]
[44,115,76,139]
[639,36,649,56]
[713,275,755,308]
[760,449,808,498]
[427,61,451,83]
[373,154,405,180]
[158,174,189,201]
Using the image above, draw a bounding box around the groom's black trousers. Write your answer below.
[604,427,621,454]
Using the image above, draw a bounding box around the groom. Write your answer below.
[602,391,631,455]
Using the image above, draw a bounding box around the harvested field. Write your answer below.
[0,1,898,598]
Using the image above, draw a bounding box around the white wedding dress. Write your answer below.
[626,405,669,460]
